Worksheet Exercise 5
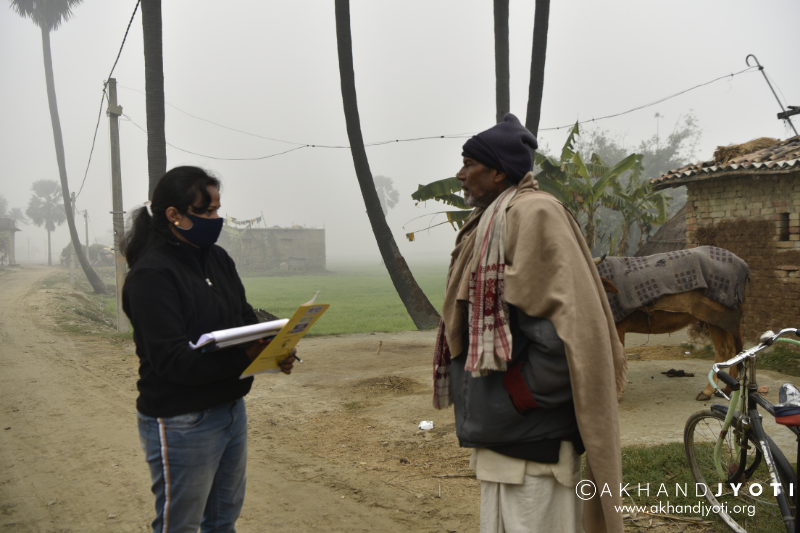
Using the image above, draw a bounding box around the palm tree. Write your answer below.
[26,180,66,266]
[334,0,439,330]
[7,208,30,226]
[493,0,509,124]
[524,0,550,137]
[11,0,107,293]
[140,0,167,199]
[0,194,8,216]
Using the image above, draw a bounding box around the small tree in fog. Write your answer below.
[373,176,399,216]
[26,180,66,266]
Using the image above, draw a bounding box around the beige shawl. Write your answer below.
[439,172,626,533]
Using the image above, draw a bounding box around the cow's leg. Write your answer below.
[696,324,739,401]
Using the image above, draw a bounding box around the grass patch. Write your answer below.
[344,401,364,410]
[622,442,703,511]
[242,263,447,336]
[621,442,792,532]
[680,342,716,360]
[759,344,800,377]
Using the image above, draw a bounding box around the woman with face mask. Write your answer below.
[122,166,294,532]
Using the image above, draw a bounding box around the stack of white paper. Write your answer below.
[190,318,289,351]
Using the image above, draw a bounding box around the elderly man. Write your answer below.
[433,114,626,533]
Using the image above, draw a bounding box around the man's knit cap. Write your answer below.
[461,113,538,183]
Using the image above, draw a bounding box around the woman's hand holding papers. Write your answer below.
[278,350,297,375]
[245,338,298,375]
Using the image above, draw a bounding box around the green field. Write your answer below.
[241,263,448,336]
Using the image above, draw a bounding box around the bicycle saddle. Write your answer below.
[774,383,800,426]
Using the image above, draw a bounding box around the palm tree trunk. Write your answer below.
[334,0,439,330]
[47,229,51,266]
[524,0,550,137]
[493,0,509,124]
[141,0,167,199]
[40,28,107,293]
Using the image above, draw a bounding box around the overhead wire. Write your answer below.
[114,66,759,161]
[538,66,759,132]
[76,0,140,199]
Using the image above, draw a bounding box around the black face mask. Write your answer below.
[176,213,223,248]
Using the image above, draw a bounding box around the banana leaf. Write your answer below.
[560,122,580,162]
[433,193,470,209]
[412,177,461,203]
[446,210,472,229]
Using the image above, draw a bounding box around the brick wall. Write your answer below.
[684,172,800,341]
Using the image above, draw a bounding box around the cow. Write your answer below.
[595,255,744,401]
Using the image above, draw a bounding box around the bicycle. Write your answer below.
[684,328,800,533]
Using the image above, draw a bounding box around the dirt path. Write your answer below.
[2,266,797,532]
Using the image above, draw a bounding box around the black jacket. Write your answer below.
[450,306,582,463]
[123,239,258,418]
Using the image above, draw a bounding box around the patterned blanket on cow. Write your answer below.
[596,246,750,323]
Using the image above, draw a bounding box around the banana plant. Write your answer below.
[602,159,671,255]
[534,122,640,249]
[409,177,473,234]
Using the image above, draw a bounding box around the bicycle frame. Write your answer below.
[707,328,800,531]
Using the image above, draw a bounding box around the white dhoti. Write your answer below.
[472,441,584,533]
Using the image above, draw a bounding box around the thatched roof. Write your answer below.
[652,135,800,189]
[634,204,686,257]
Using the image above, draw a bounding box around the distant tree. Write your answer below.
[7,207,29,225]
[334,0,440,329]
[140,0,167,199]
[373,176,400,215]
[26,179,66,266]
[11,0,106,293]
[0,194,8,216]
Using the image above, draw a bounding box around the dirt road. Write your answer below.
[1,265,797,532]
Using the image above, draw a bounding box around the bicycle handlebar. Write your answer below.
[712,328,800,375]
[708,328,800,394]
[716,371,740,390]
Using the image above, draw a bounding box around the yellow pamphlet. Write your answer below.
[239,294,329,378]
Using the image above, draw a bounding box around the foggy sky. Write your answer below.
[2,0,798,265]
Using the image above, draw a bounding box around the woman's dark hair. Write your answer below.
[122,166,221,267]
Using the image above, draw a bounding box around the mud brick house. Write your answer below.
[651,135,800,341]
[218,225,326,272]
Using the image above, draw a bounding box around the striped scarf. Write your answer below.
[433,186,517,409]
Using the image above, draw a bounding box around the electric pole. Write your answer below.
[746,54,798,136]
[69,191,76,284]
[107,78,130,333]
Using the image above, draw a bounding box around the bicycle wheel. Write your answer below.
[684,409,793,532]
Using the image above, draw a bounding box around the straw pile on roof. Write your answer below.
[714,137,780,165]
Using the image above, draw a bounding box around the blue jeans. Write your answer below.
[137,399,248,533]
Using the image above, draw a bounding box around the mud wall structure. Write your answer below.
[685,172,800,341]
[219,227,326,272]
